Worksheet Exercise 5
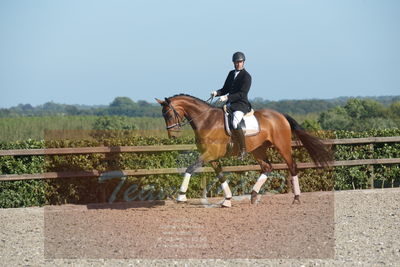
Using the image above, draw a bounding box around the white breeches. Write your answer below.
[232,111,244,129]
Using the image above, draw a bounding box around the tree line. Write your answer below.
[315,98,400,131]
[0,97,160,118]
[1,95,399,132]
[2,95,400,117]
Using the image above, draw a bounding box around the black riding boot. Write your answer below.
[233,128,247,160]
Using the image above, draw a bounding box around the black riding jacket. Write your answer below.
[216,68,252,113]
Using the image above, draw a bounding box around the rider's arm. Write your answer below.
[216,71,234,96]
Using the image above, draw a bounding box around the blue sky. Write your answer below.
[0,0,399,108]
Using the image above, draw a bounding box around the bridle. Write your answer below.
[163,96,214,131]
[163,98,185,131]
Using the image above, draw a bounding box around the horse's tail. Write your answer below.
[284,114,332,167]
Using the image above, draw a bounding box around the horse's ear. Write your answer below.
[155,98,165,105]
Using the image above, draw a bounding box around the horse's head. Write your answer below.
[156,97,185,138]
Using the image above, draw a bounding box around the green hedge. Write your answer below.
[1,129,400,208]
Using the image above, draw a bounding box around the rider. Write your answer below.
[211,51,252,159]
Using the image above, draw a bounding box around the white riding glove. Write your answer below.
[219,95,228,102]
[211,91,217,97]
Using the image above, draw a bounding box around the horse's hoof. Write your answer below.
[221,199,232,208]
[176,194,187,203]
[250,190,258,204]
[292,195,301,204]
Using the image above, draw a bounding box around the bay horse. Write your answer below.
[156,94,331,207]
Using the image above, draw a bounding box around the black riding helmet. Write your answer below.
[232,52,246,62]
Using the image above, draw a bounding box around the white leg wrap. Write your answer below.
[180,173,191,193]
[252,173,268,193]
[221,181,232,199]
[176,194,187,202]
[292,175,301,196]
[221,199,232,207]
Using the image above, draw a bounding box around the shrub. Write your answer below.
[0,129,399,207]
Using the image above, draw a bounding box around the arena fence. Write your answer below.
[0,136,399,183]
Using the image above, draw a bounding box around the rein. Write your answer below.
[164,96,215,131]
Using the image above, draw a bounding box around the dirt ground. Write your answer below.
[44,192,334,259]
[1,188,399,266]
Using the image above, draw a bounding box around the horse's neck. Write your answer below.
[183,103,222,131]
[183,102,210,122]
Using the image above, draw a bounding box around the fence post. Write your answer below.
[201,176,207,199]
[368,165,375,189]
[368,144,375,189]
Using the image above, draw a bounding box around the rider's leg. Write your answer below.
[232,111,246,159]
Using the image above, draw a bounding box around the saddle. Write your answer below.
[223,105,260,136]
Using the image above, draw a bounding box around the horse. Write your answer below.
[156,94,332,207]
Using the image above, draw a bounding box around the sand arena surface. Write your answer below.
[1,188,399,266]
[44,192,334,259]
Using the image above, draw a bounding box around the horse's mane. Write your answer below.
[167,94,212,107]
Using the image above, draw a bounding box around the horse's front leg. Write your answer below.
[176,157,204,203]
[210,161,232,208]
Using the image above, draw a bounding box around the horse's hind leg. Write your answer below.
[210,161,232,207]
[177,157,204,203]
[250,144,273,204]
[273,134,301,204]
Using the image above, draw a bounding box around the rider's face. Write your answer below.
[234,60,244,70]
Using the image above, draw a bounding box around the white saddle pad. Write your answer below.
[224,110,260,136]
